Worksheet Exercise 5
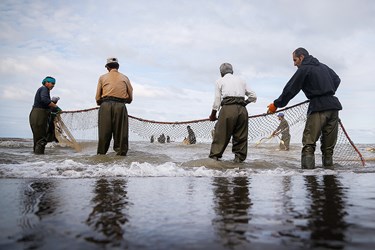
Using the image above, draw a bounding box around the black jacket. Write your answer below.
[274,55,342,114]
[32,85,52,109]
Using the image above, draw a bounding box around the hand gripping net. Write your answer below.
[56,101,365,167]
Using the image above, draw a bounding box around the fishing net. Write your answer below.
[56,101,365,167]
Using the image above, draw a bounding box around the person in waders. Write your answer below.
[208,63,257,162]
[29,76,62,154]
[272,113,290,151]
[95,57,133,156]
[267,48,342,169]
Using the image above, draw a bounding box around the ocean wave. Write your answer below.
[0,139,33,148]
[0,158,357,179]
[0,139,374,178]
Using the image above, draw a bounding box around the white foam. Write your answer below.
[0,158,348,178]
[0,140,373,178]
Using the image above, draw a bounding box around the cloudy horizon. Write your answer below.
[0,0,374,143]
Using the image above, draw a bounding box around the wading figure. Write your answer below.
[95,58,133,156]
[267,48,342,169]
[272,113,290,151]
[208,63,257,162]
[29,76,62,154]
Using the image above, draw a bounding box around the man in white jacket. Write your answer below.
[208,63,257,162]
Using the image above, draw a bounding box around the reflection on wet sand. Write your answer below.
[303,175,348,249]
[1,173,372,249]
[212,177,252,248]
[18,180,58,249]
[85,178,130,248]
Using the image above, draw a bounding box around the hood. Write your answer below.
[302,55,320,66]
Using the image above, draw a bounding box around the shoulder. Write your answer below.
[114,71,129,80]
[230,74,245,83]
[216,77,224,85]
[99,73,108,80]
[121,73,130,81]
[39,85,48,92]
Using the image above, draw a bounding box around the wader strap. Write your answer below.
[221,96,246,106]
[101,96,128,103]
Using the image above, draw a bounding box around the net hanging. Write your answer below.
[56,100,365,167]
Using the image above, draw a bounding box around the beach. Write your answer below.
[0,138,375,249]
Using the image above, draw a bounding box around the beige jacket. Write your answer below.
[95,69,133,104]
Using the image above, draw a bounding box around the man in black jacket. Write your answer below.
[267,48,342,169]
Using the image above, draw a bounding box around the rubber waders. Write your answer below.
[301,154,315,169]
[322,155,334,169]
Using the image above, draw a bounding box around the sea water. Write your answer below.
[0,138,375,249]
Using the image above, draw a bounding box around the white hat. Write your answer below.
[106,57,119,66]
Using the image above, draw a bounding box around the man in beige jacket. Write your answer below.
[95,58,133,156]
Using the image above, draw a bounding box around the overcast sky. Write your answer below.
[0,0,374,143]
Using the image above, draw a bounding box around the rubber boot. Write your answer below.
[34,144,45,154]
[322,155,334,169]
[301,154,315,169]
[34,140,46,155]
[234,155,244,163]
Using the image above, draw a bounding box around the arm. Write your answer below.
[328,67,341,91]
[95,77,103,105]
[212,81,222,111]
[40,87,58,109]
[125,77,133,104]
[274,69,306,108]
[209,81,222,121]
[245,88,257,104]
[272,122,282,136]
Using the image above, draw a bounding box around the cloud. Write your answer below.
[0,0,374,142]
[2,86,33,100]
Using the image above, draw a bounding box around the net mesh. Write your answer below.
[56,101,365,167]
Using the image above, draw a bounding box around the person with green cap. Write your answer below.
[95,57,133,156]
[29,76,62,154]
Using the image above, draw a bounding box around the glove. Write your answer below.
[267,103,277,114]
[51,96,60,104]
[55,106,62,113]
[209,110,217,121]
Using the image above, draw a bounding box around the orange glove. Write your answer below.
[267,103,277,114]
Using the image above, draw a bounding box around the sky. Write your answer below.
[0,0,374,143]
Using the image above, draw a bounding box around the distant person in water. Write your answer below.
[158,133,166,143]
[272,113,290,150]
[187,126,196,144]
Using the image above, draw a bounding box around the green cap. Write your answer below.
[42,76,56,85]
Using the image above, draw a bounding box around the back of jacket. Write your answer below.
[274,55,342,114]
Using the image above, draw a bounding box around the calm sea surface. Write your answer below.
[0,138,374,249]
